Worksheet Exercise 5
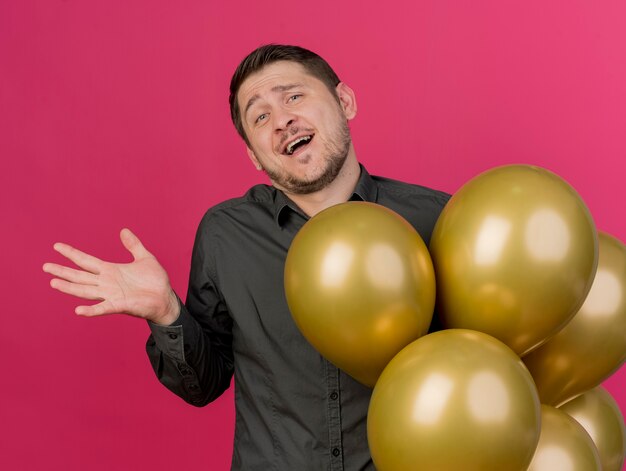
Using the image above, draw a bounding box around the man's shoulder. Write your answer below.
[197,184,277,228]
[206,184,275,212]
[372,173,451,203]
[368,173,450,243]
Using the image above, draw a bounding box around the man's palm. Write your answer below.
[43,228,179,325]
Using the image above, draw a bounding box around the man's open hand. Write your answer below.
[43,228,180,325]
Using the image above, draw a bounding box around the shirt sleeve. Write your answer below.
[145,213,234,407]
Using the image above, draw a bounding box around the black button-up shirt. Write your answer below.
[146,166,450,470]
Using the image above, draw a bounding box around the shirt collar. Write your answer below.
[273,164,379,228]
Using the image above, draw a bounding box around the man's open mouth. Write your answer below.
[283,135,313,155]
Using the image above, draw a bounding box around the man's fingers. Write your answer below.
[49,278,102,300]
[120,228,151,261]
[43,263,98,285]
[75,300,115,317]
[53,243,103,274]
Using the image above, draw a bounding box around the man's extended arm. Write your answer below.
[145,229,235,406]
[43,227,234,406]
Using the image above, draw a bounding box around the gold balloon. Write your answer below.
[367,329,540,471]
[284,202,435,387]
[560,387,626,471]
[523,232,626,406]
[430,164,598,356]
[528,405,601,471]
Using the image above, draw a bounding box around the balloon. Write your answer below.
[559,387,626,471]
[284,201,435,387]
[429,164,598,356]
[528,405,601,471]
[367,329,540,471]
[523,232,626,406]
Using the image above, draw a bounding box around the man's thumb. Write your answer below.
[120,228,151,260]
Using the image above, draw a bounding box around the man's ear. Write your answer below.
[247,147,263,171]
[335,82,357,120]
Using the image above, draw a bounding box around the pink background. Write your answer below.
[2,1,625,469]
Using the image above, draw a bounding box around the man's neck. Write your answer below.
[283,153,361,218]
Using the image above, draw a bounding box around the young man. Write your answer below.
[44,45,449,470]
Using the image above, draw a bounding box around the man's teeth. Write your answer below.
[286,135,312,155]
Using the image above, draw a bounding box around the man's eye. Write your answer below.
[256,113,268,123]
[288,94,302,102]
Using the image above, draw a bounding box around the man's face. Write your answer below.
[238,61,357,194]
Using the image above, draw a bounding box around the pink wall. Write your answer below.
[2,1,625,469]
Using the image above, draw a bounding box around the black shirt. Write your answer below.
[146,166,450,471]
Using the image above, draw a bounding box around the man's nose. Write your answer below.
[274,108,297,131]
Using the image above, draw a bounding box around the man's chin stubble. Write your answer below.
[267,124,352,195]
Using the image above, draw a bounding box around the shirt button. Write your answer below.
[332,448,341,457]
[330,391,338,400]
[168,333,178,340]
